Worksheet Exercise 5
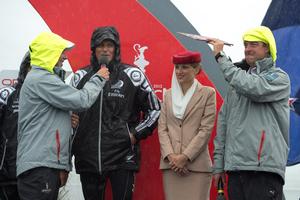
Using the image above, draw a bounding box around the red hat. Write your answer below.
[172,50,201,64]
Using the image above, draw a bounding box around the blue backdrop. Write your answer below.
[262,0,300,165]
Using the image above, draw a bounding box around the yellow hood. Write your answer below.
[29,32,74,73]
[242,26,277,62]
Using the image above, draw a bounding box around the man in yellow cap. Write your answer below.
[17,32,109,200]
[209,26,290,200]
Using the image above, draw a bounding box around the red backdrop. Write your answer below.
[29,1,223,199]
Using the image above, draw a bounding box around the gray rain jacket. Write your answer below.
[17,32,106,176]
[213,55,290,181]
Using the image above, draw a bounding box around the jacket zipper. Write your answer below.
[71,112,80,145]
[0,139,8,169]
[257,130,266,166]
[69,112,80,168]
[56,130,61,164]
[98,91,103,174]
[126,123,134,150]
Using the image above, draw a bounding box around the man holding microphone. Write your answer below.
[17,31,109,200]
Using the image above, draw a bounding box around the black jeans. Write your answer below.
[0,184,20,200]
[17,167,60,200]
[80,169,134,200]
[227,171,283,200]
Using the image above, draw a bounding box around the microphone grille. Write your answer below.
[98,56,109,66]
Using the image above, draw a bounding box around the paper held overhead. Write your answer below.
[177,32,234,46]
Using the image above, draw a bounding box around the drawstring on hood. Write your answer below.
[53,66,66,82]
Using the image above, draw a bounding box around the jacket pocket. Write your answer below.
[0,138,8,170]
[126,123,134,150]
[56,130,61,164]
[257,130,266,166]
[258,126,288,169]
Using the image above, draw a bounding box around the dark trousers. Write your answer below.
[17,167,60,200]
[0,184,20,200]
[80,169,134,200]
[227,171,283,200]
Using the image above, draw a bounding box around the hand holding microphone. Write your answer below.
[96,55,110,80]
[97,67,109,80]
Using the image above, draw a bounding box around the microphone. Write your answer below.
[216,179,226,200]
[98,55,109,69]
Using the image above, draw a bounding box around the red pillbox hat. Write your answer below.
[172,50,201,64]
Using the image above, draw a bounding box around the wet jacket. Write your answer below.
[0,53,30,186]
[17,32,106,176]
[71,27,160,173]
[213,55,290,181]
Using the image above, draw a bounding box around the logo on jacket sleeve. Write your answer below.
[131,71,142,82]
[264,72,279,81]
[71,70,87,87]
[0,87,15,105]
[0,89,9,100]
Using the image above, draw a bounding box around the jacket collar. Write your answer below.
[182,83,203,120]
[255,56,274,74]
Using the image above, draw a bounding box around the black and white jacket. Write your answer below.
[0,86,18,185]
[71,63,160,173]
[71,26,160,174]
[0,52,30,186]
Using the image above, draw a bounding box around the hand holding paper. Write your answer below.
[177,32,233,46]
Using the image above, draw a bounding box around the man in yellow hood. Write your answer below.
[210,26,290,200]
[17,32,109,200]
